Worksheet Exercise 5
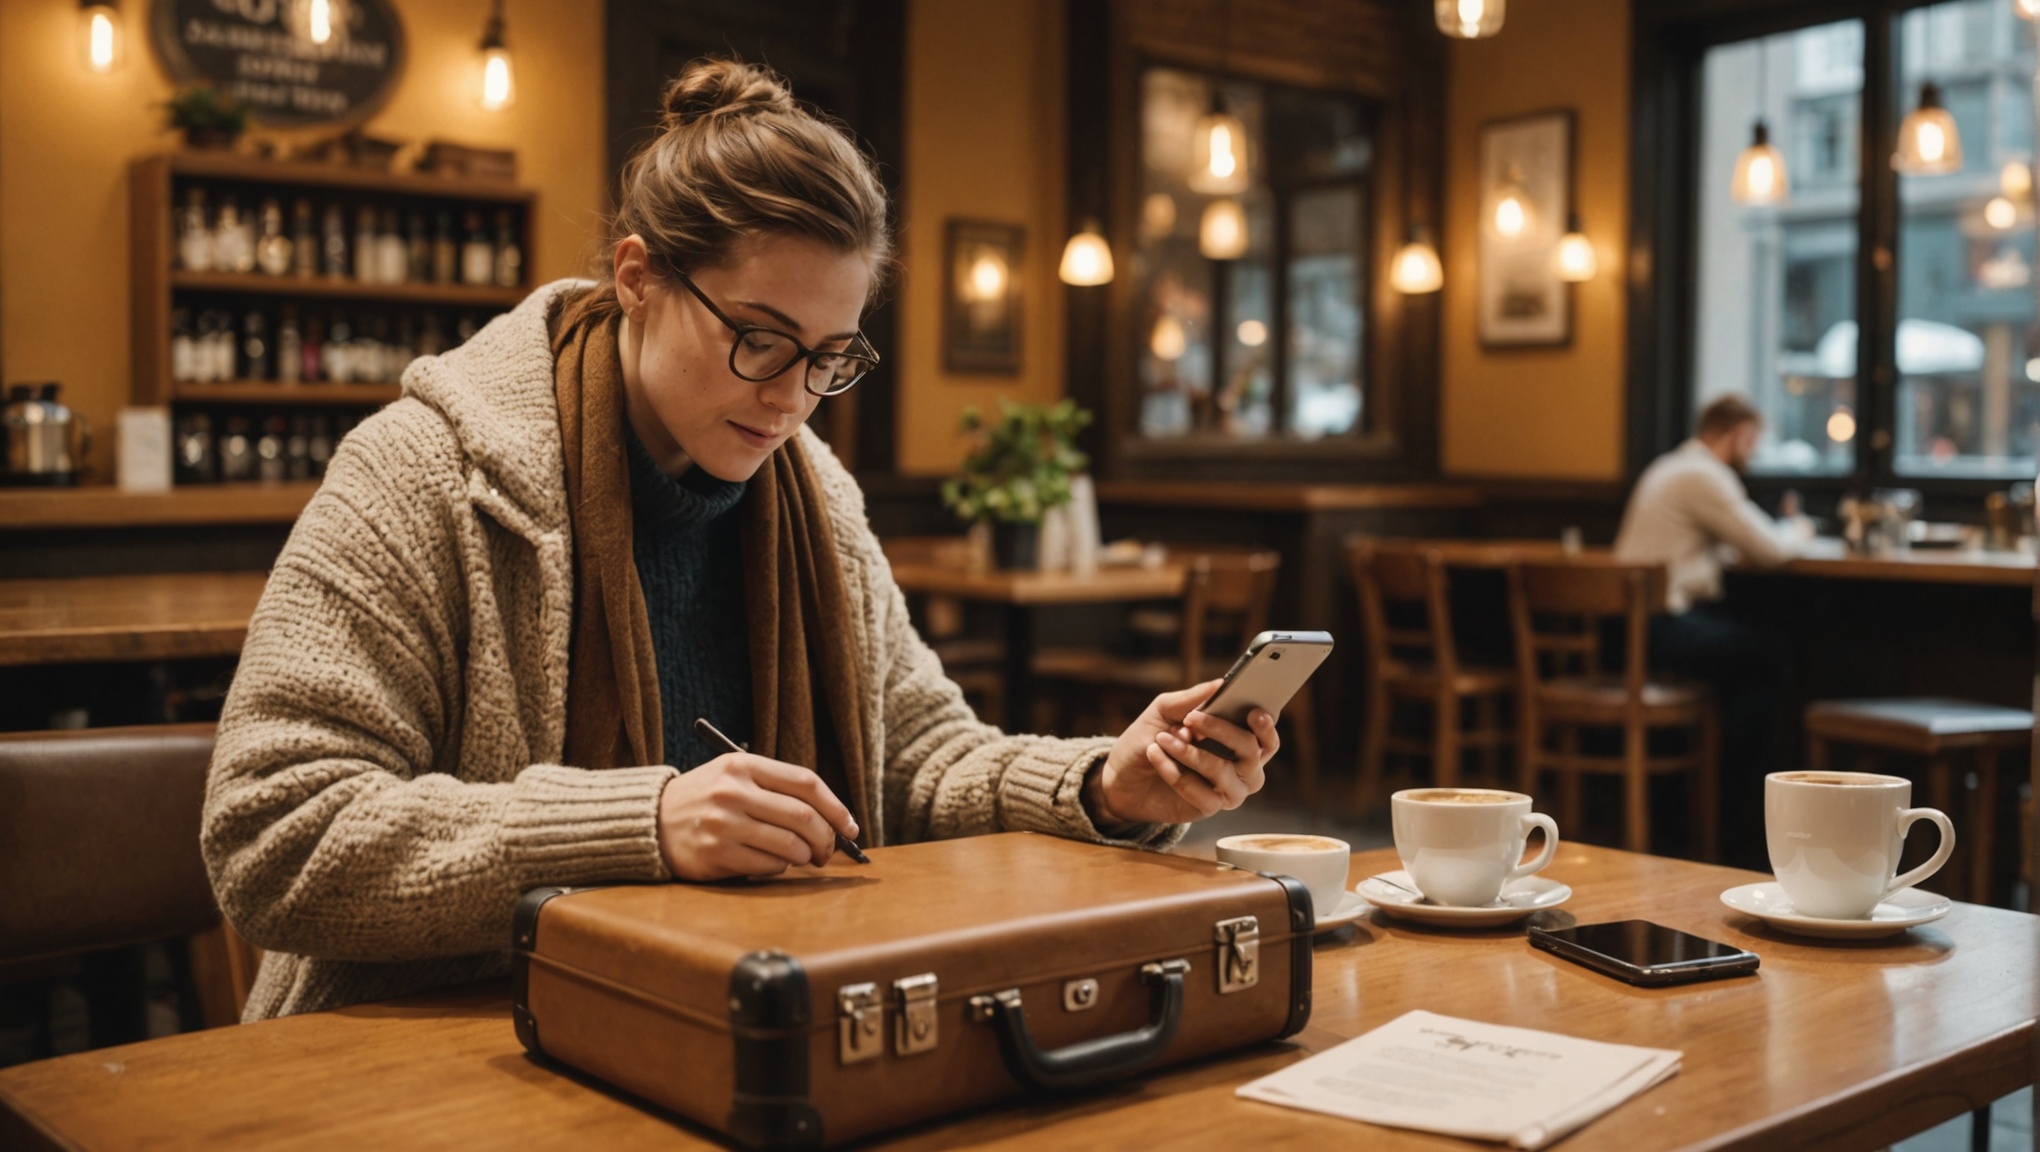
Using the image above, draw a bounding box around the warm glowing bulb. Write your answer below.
[309,0,332,44]
[1151,316,1187,361]
[1189,111,1250,194]
[1494,194,1527,237]
[1059,227,1113,286]
[1199,199,1248,260]
[1747,155,1776,197]
[1986,197,2018,230]
[1555,230,1597,282]
[967,253,1007,301]
[1209,125,1236,181]
[1390,239,1444,294]
[1894,85,1962,175]
[1827,407,1856,443]
[482,47,515,110]
[79,4,122,73]
[2004,161,2033,200]
[89,13,115,69]
[1237,320,1268,347]
[1918,122,1945,164]
[1435,0,1504,38]
[1141,193,1177,238]
[1458,0,1485,35]
[2019,0,2040,19]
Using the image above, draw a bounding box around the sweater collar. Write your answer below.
[624,421,747,528]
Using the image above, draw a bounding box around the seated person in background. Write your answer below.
[1615,395,1803,863]
[201,58,1278,1022]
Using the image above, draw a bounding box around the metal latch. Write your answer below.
[1214,915,1259,994]
[837,983,882,1064]
[1063,978,1099,1012]
[893,973,939,1056]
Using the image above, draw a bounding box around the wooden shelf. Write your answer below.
[161,150,534,205]
[172,381,401,405]
[0,482,317,530]
[170,271,526,308]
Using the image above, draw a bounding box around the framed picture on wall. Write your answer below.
[943,219,1025,374]
[1477,109,1574,348]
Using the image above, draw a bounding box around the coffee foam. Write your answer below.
[1775,772,1890,787]
[1227,834,1347,853]
[1404,789,1517,805]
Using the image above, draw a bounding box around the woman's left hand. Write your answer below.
[1086,679,1278,827]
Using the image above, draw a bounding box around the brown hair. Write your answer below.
[1697,395,1761,439]
[595,58,894,310]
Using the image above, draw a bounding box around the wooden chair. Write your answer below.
[879,534,1004,719]
[0,724,261,1050]
[1508,561,1719,858]
[1349,539,1516,813]
[1804,698,2031,906]
[1035,548,1321,795]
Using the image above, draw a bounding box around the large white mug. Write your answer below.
[1391,788,1559,907]
[1765,771,1954,920]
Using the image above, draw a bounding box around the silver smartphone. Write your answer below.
[1189,630,1334,761]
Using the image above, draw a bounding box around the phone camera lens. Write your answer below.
[1269,650,1282,660]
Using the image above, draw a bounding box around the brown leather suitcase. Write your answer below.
[512,831,1313,1148]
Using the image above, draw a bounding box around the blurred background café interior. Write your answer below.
[0,0,2035,1126]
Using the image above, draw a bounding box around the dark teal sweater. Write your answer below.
[625,426,751,770]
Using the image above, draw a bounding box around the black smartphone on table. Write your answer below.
[1190,630,1334,761]
[1528,920,1760,987]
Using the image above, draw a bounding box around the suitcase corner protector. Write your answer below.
[727,1099,825,1150]
[729,950,811,1029]
[513,885,575,952]
[512,1001,543,1057]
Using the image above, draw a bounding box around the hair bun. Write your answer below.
[660,58,797,129]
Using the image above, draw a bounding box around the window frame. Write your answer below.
[1629,0,2026,502]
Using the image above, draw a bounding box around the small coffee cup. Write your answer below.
[1391,788,1559,907]
[1766,770,1954,919]
[1214,833,1351,921]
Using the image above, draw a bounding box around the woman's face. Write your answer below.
[615,232,871,482]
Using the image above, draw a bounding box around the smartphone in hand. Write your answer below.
[1189,630,1334,761]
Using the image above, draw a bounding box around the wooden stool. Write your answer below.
[1804,698,2031,906]
[1508,561,1718,859]
[1349,540,1515,813]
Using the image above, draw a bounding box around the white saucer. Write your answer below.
[1355,871,1572,927]
[1312,891,1370,934]
[1719,882,1950,940]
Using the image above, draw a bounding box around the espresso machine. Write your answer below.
[2,383,90,486]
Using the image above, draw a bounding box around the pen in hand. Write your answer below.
[692,717,870,865]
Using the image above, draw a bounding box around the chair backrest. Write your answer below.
[1506,560,1667,699]
[0,724,221,966]
[1348,539,1457,681]
[1160,547,1280,678]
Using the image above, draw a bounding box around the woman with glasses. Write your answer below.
[200,59,1279,1021]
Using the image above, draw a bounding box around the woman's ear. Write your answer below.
[613,235,651,321]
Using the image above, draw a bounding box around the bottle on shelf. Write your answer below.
[406,212,431,284]
[286,416,312,481]
[376,208,407,285]
[256,416,287,483]
[394,313,418,378]
[219,416,255,482]
[301,313,325,383]
[432,210,458,283]
[493,209,522,288]
[324,313,353,383]
[307,414,333,478]
[257,197,293,276]
[461,210,493,286]
[174,413,215,484]
[418,311,447,358]
[354,205,379,284]
[241,309,271,381]
[215,195,255,274]
[292,198,318,278]
[177,188,213,272]
[171,308,196,382]
[277,306,303,384]
[321,202,349,278]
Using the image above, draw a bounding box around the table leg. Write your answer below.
[1003,605,1035,733]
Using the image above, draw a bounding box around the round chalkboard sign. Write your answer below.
[150,0,407,128]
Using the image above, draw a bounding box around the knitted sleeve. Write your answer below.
[201,405,675,964]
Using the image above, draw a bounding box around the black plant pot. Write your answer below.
[991,521,1039,571]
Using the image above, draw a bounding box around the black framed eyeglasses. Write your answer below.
[669,269,879,397]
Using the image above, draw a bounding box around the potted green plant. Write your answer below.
[940,399,1091,570]
[164,86,249,151]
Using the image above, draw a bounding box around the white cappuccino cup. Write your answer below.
[1214,833,1351,922]
[1765,771,1954,920]
[1391,788,1559,907]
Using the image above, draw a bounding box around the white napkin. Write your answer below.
[1236,1010,1681,1150]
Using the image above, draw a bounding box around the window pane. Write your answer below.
[1693,20,1863,475]
[1894,0,2038,478]
[1287,186,1364,437]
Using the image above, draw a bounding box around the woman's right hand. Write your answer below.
[656,754,859,881]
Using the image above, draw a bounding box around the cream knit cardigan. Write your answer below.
[203,281,1182,1021]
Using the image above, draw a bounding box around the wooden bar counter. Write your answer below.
[2,844,2030,1150]
[0,572,267,665]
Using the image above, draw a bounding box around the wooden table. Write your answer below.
[1764,537,2037,588]
[888,562,1187,730]
[0,572,268,666]
[3,843,2029,1151]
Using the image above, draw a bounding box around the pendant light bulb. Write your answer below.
[1555,216,1597,282]
[307,0,332,44]
[1731,120,1790,205]
[1189,102,1251,195]
[2018,0,2040,19]
[78,1,123,74]
[1894,82,1961,175]
[1434,0,1504,38]
[479,1,515,111]
[1199,198,1249,260]
[1390,227,1444,295]
[1491,166,1532,238]
[1150,315,1187,362]
[1058,220,1114,286]
[2002,160,2033,201]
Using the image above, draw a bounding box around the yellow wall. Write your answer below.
[1440,0,1631,481]
[0,0,608,481]
[895,0,1067,476]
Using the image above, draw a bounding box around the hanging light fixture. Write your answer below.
[1491,165,1532,238]
[1731,122,1790,205]
[1555,214,1597,282]
[1189,96,1251,195]
[78,0,122,74]
[1058,219,1114,286]
[1435,0,1504,39]
[1150,315,1187,361]
[2018,0,2040,19]
[2002,159,2033,200]
[479,0,516,111]
[1893,82,1961,175]
[1199,198,1248,260]
[1389,226,1444,294]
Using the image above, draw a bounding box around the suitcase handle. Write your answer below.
[969,958,1188,1091]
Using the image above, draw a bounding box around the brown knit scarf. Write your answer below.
[551,291,868,826]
